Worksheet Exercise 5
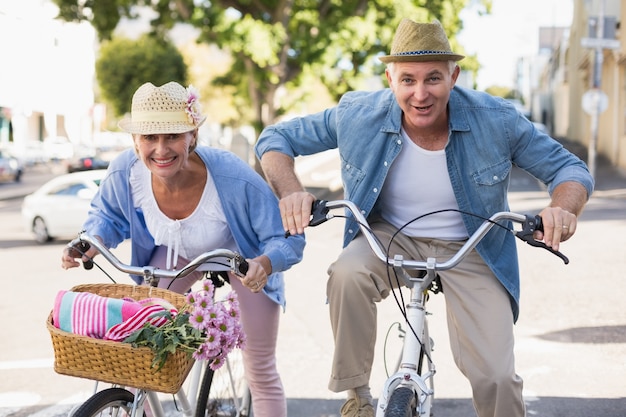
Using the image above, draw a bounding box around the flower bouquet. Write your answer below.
[124,279,246,371]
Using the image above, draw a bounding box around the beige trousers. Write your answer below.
[326,219,525,417]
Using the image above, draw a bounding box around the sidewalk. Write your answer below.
[557,138,626,196]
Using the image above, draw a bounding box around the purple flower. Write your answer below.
[185,85,203,125]
[185,278,246,362]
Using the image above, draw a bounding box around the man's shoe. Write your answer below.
[340,397,375,417]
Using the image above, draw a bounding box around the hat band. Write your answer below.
[394,50,453,56]
[131,110,189,123]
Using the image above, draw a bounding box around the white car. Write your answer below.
[21,169,106,243]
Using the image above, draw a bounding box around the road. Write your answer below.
[1,155,625,416]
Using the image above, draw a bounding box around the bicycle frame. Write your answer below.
[307,199,567,417]
[374,256,437,417]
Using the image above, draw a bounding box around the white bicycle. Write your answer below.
[306,199,569,417]
[48,232,253,417]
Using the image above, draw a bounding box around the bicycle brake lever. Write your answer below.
[284,199,329,237]
[309,200,329,226]
[515,215,569,264]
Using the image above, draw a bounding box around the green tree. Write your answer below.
[96,34,188,117]
[54,0,489,132]
[485,85,516,99]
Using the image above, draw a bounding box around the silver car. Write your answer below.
[0,149,22,182]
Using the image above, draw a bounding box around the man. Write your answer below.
[255,18,594,417]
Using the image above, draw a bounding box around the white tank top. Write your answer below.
[379,129,468,240]
[130,162,237,270]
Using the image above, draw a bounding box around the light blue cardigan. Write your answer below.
[82,147,305,308]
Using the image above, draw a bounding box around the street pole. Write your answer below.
[581,1,619,179]
[588,0,605,180]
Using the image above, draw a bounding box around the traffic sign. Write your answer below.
[581,37,621,50]
[582,89,609,115]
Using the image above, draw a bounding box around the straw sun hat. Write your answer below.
[118,82,207,135]
[379,19,464,63]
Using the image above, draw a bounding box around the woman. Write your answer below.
[61,81,305,417]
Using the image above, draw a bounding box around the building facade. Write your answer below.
[534,0,624,175]
[0,0,96,157]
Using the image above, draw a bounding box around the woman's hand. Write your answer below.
[240,255,272,293]
[61,238,101,270]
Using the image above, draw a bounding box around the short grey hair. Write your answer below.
[386,60,458,75]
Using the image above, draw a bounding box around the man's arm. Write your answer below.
[260,151,304,198]
[549,181,589,216]
[260,151,316,236]
[538,181,589,251]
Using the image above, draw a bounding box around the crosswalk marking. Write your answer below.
[0,358,53,370]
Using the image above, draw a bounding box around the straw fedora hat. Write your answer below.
[119,82,207,134]
[379,19,464,63]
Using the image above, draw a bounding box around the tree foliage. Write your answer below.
[54,0,489,132]
[485,85,517,100]
[96,35,188,117]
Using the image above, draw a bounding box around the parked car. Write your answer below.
[21,169,106,243]
[0,149,22,182]
[65,155,110,173]
[43,136,74,161]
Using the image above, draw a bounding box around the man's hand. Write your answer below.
[535,207,576,251]
[279,191,317,236]
[535,181,589,251]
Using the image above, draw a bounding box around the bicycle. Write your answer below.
[47,232,253,417]
[304,199,569,417]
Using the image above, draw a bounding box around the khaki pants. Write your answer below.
[326,219,525,417]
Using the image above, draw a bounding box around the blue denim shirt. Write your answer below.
[82,147,305,308]
[255,86,594,320]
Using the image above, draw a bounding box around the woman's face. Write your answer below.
[385,60,459,134]
[134,131,196,178]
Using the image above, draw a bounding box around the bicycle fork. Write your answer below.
[376,260,437,417]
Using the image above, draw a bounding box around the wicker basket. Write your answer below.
[47,283,194,394]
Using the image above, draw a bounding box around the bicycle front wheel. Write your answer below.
[71,387,146,417]
[384,386,416,417]
[195,349,251,417]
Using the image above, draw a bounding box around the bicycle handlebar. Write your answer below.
[67,232,250,285]
[306,199,569,270]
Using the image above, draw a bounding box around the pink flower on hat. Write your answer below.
[185,85,203,126]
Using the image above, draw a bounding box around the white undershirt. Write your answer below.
[131,162,237,270]
[379,129,468,240]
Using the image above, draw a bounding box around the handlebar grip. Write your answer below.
[238,259,249,276]
[76,241,93,270]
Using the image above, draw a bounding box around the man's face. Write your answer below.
[385,61,459,133]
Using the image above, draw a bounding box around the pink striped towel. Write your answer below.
[53,290,178,341]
